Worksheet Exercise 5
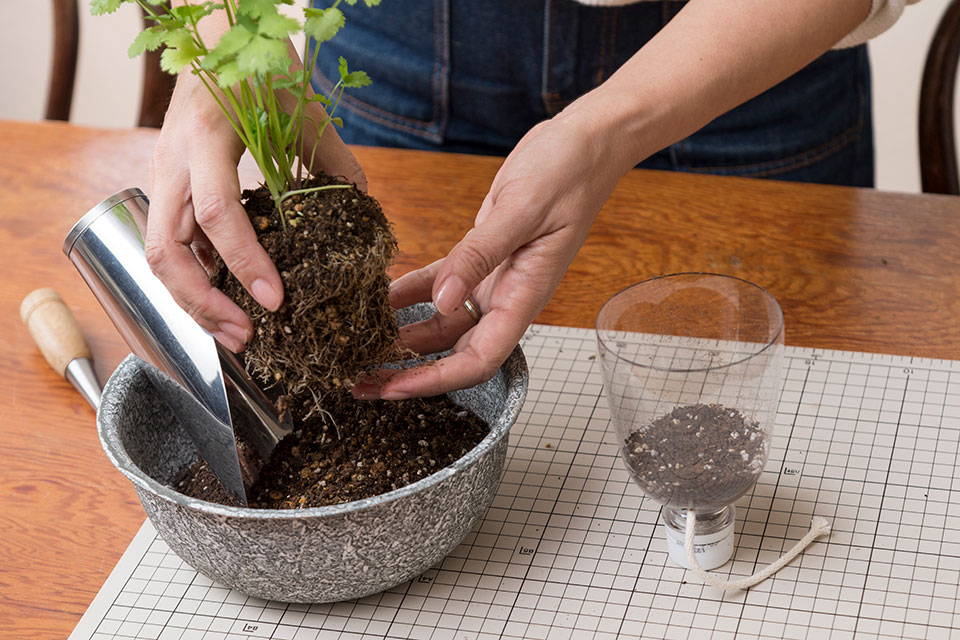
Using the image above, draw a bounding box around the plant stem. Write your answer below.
[134,0,375,225]
[194,68,247,143]
[222,0,236,25]
[278,184,352,208]
[294,35,326,182]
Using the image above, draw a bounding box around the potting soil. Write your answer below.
[176,393,489,509]
[623,403,767,511]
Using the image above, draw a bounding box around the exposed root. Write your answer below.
[213,173,403,422]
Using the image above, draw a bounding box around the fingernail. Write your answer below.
[251,278,282,311]
[220,321,251,344]
[212,330,243,353]
[434,275,467,316]
[380,389,412,401]
[351,382,381,400]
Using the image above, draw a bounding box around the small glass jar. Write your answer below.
[596,273,784,569]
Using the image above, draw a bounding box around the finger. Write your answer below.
[191,228,215,274]
[389,259,444,309]
[367,307,526,400]
[300,104,367,191]
[351,368,401,400]
[188,134,284,313]
[397,304,478,356]
[432,203,536,317]
[145,164,252,351]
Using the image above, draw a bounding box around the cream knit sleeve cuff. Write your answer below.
[834,0,922,48]
[571,0,920,48]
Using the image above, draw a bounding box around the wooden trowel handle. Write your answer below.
[20,288,93,377]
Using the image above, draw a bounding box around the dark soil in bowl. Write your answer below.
[176,392,489,509]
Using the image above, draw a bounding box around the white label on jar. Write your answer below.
[663,520,735,571]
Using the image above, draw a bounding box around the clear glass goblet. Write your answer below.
[596,273,784,569]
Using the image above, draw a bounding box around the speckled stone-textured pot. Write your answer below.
[97,304,527,603]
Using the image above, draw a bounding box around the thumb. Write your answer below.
[432,205,534,316]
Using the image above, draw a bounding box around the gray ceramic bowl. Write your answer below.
[97,304,527,603]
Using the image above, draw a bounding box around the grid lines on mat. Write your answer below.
[70,325,960,640]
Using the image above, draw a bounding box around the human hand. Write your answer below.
[352,104,636,399]
[144,72,366,352]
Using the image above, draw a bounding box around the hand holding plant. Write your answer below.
[93,0,401,421]
[91,0,379,351]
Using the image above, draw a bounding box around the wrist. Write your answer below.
[556,86,663,176]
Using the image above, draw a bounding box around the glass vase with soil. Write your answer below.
[596,273,785,570]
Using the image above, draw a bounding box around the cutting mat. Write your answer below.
[70,325,960,640]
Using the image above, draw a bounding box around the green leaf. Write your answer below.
[161,46,200,74]
[363,0,381,6]
[308,93,332,107]
[341,70,370,88]
[331,116,343,127]
[258,12,300,39]
[237,0,284,19]
[170,4,215,23]
[90,0,123,15]
[202,24,254,69]
[337,58,370,88]
[159,31,202,74]
[127,25,165,58]
[273,70,308,98]
[303,7,343,43]
[271,77,299,91]
[272,76,310,102]
[215,60,245,87]
[235,12,258,32]
[236,34,290,76]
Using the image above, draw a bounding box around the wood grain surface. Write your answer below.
[1,119,958,638]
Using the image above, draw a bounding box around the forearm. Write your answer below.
[565,0,872,173]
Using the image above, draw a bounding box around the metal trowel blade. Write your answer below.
[141,362,250,506]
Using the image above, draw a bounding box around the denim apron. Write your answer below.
[309,0,874,187]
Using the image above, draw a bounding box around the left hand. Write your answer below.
[352,102,635,399]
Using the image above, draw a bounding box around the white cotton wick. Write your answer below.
[684,511,831,591]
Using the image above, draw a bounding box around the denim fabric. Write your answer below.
[310,0,874,187]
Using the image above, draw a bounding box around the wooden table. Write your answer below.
[1,120,958,638]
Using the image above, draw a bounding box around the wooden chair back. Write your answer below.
[920,0,960,195]
[46,1,175,128]
[46,0,79,122]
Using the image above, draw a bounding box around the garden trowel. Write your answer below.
[63,188,292,506]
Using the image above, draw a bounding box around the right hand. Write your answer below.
[145,72,366,352]
[354,101,632,399]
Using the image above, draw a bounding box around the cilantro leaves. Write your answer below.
[94,0,377,217]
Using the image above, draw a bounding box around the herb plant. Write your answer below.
[92,0,378,221]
